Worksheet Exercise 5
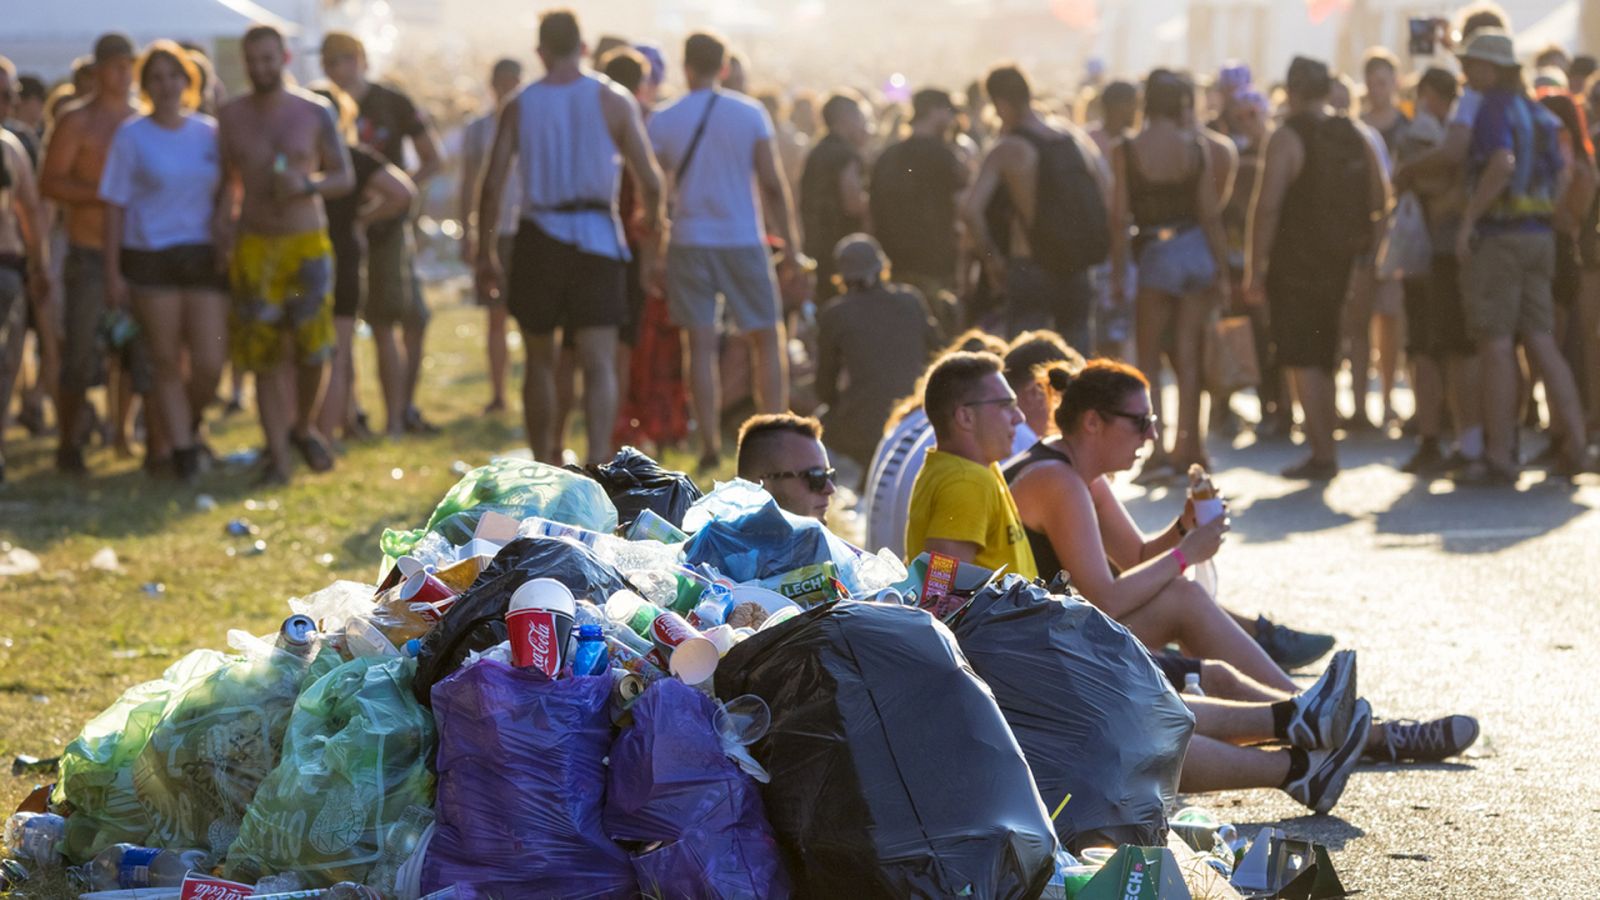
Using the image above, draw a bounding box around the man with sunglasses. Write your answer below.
[903,351,1036,577]
[736,413,837,521]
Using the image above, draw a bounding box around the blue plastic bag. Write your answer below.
[422,660,634,899]
[681,480,861,584]
[605,680,790,899]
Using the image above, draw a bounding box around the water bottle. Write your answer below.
[572,625,609,676]
[1182,672,1205,697]
[79,843,210,890]
[3,812,64,866]
[1186,464,1223,599]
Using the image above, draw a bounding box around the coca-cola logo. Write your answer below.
[512,610,560,675]
[181,875,253,900]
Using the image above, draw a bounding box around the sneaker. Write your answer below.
[1367,715,1480,763]
[1255,616,1336,671]
[1401,438,1445,475]
[1285,650,1357,750]
[1287,699,1372,814]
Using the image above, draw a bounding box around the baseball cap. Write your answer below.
[833,234,887,284]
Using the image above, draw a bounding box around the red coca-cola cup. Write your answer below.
[648,611,720,684]
[506,578,576,677]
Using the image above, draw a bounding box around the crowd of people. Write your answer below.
[4,1,1591,811]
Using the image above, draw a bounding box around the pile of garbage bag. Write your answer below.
[8,451,1225,898]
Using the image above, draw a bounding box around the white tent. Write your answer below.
[2,0,306,82]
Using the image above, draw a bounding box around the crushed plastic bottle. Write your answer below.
[3,812,64,866]
[78,843,210,890]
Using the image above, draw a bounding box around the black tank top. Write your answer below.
[1001,440,1074,581]
[1123,137,1204,231]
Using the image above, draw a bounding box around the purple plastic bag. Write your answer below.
[606,680,790,899]
[422,660,634,899]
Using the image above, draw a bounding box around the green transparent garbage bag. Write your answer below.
[129,640,318,855]
[223,656,435,891]
[379,457,618,562]
[53,650,231,863]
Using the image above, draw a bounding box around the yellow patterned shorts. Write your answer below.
[229,230,335,372]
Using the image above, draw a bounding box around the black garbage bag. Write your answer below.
[412,536,632,707]
[951,576,1195,853]
[569,446,703,531]
[714,600,1057,899]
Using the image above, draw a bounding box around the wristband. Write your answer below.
[1173,548,1189,574]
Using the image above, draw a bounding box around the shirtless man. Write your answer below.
[962,64,1108,350]
[39,33,137,474]
[215,25,354,483]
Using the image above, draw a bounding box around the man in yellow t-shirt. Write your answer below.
[905,351,1037,578]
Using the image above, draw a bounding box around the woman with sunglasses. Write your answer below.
[1005,359,1294,693]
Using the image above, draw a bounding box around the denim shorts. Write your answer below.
[1136,226,1216,297]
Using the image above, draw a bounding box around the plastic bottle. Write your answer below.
[578,600,654,655]
[79,844,210,890]
[605,590,667,640]
[572,624,609,676]
[1186,465,1222,599]
[1182,672,1205,697]
[3,812,64,866]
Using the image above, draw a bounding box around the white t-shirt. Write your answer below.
[649,88,773,248]
[98,114,220,251]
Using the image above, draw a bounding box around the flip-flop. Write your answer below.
[291,432,336,473]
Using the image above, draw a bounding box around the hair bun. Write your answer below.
[1045,366,1073,391]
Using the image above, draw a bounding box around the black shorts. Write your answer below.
[1267,264,1352,370]
[1403,257,1474,360]
[1153,651,1202,693]
[121,244,225,291]
[331,235,363,319]
[507,220,626,335]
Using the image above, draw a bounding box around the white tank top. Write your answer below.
[515,73,629,260]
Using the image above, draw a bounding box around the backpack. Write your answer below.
[1017,128,1109,278]
[1299,116,1376,259]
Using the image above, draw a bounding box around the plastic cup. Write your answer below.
[648,611,720,684]
[702,624,737,655]
[399,569,456,606]
[506,579,576,677]
[714,694,772,745]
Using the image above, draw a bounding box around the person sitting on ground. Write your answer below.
[1001,329,1085,449]
[813,234,941,479]
[735,412,837,522]
[903,351,1036,577]
[1007,360,1480,763]
[862,329,1008,558]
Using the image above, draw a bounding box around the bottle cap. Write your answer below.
[578,624,604,639]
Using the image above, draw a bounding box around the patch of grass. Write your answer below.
[0,292,733,817]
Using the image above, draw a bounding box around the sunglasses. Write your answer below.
[963,395,1020,412]
[1103,409,1159,432]
[763,466,836,492]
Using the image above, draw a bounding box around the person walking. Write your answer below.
[98,41,228,480]
[475,8,664,464]
[458,58,524,415]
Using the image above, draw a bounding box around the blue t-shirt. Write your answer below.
[1467,89,1564,232]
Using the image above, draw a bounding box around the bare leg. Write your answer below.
[372,323,405,438]
[1178,735,1292,793]
[553,342,578,456]
[1447,353,1484,457]
[1373,303,1402,424]
[110,361,135,458]
[1200,658,1293,703]
[1185,695,1277,744]
[745,325,788,413]
[486,302,509,410]
[1289,366,1338,465]
[521,328,559,461]
[1172,290,1208,466]
[183,289,228,435]
[291,354,328,439]
[132,288,194,449]
[1134,288,1173,462]
[1411,355,1443,439]
[1522,332,1587,463]
[1118,578,1297,692]
[574,326,619,464]
[1343,265,1376,425]
[256,332,298,480]
[685,325,721,461]
[1479,336,1519,471]
[317,316,356,439]
[402,319,426,418]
